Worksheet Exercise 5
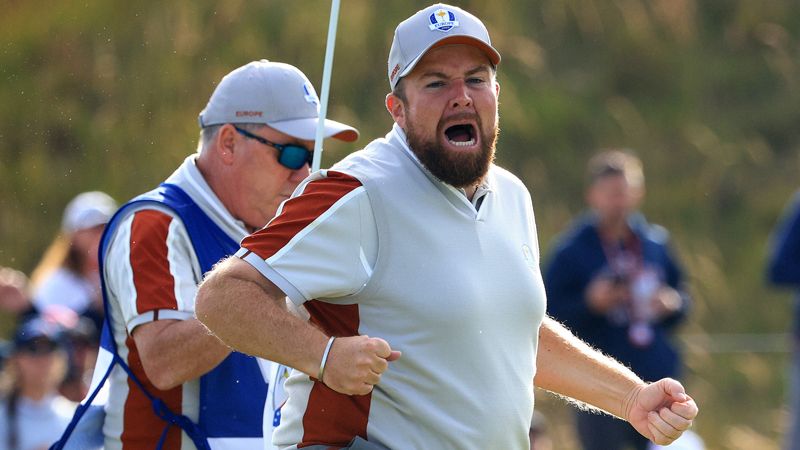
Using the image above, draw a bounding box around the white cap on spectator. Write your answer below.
[198,60,358,142]
[61,191,117,234]
[387,3,501,89]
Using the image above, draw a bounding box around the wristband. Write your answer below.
[318,336,336,381]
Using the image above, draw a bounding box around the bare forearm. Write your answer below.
[534,316,644,419]
[196,258,328,378]
[135,318,231,390]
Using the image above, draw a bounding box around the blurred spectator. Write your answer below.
[0,267,33,391]
[545,150,691,450]
[767,189,800,450]
[30,191,117,333]
[25,191,113,403]
[41,306,99,403]
[0,316,74,450]
[0,264,98,403]
[647,429,705,450]
[0,267,32,315]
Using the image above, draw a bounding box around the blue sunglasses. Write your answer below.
[233,126,312,170]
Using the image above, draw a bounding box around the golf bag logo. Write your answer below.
[428,8,459,32]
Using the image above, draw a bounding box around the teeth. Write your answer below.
[449,139,476,147]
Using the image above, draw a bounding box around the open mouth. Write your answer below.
[444,124,476,147]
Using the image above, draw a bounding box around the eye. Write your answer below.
[467,77,486,85]
[425,81,445,89]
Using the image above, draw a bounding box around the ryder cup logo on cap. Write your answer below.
[198,60,358,142]
[303,83,319,106]
[429,8,459,32]
[387,3,501,89]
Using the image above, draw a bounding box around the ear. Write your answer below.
[216,124,238,165]
[385,93,405,128]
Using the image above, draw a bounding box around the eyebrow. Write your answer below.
[419,65,492,80]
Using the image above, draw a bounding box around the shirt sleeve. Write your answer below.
[238,170,375,305]
[103,207,201,333]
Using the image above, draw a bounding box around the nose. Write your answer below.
[450,79,472,109]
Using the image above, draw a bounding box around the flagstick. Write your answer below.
[312,0,342,172]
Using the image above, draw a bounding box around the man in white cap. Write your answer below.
[196,5,698,450]
[54,60,358,450]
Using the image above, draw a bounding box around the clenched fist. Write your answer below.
[320,335,401,396]
[625,378,699,446]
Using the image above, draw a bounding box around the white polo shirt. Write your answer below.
[239,124,546,450]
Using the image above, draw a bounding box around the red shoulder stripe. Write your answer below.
[242,171,362,260]
[129,210,178,314]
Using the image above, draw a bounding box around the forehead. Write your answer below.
[409,44,494,78]
[591,174,637,193]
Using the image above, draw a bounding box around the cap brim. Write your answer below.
[397,36,501,84]
[268,117,359,143]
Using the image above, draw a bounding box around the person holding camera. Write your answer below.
[544,150,691,450]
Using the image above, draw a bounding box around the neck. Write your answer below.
[196,153,234,219]
[196,154,259,234]
[195,153,218,195]
[465,184,479,201]
[598,217,629,241]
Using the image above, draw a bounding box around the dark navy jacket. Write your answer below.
[768,191,800,338]
[544,212,690,382]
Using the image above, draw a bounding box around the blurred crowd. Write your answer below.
[0,191,115,450]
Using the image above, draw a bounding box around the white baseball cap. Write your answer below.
[387,4,501,90]
[62,191,117,234]
[198,60,358,142]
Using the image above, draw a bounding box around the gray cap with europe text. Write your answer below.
[387,4,501,90]
[199,60,358,142]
